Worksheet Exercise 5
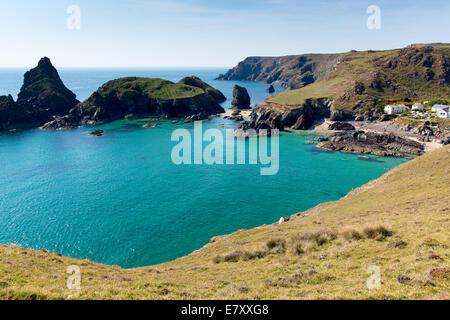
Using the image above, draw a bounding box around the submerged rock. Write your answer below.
[89,130,104,136]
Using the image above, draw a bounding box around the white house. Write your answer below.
[432,104,448,112]
[384,104,409,115]
[431,105,450,118]
[412,103,424,111]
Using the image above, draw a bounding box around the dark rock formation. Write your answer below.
[235,98,332,136]
[89,130,104,136]
[328,122,355,131]
[232,85,251,109]
[330,109,355,121]
[17,57,79,117]
[266,85,275,93]
[0,57,78,131]
[183,112,209,123]
[178,76,226,103]
[317,131,424,157]
[216,54,342,89]
[224,110,244,122]
[0,95,33,131]
[43,77,225,130]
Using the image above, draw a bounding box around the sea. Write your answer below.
[0,68,408,268]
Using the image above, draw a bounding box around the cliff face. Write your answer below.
[0,58,79,131]
[220,44,450,120]
[217,54,342,89]
[42,77,226,130]
[236,98,332,136]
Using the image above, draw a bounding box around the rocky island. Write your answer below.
[43,76,226,130]
[0,57,79,131]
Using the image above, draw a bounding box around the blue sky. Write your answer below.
[0,0,449,67]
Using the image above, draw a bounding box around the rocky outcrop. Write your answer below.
[232,85,251,109]
[217,54,342,89]
[317,131,424,157]
[0,57,79,131]
[328,122,355,131]
[42,77,225,130]
[178,76,226,103]
[266,85,275,93]
[235,98,332,136]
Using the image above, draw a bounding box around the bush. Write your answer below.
[222,251,243,263]
[300,229,338,246]
[363,225,393,240]
[242,250,268,261]
[266,239,286,250]
[291,242,305,256]
[341,228,363,240]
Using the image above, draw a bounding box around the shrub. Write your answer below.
[266,239,286,250]
[341,228,363,240]
[300,229,338,246]
[291,242,305,256]
[363,225,393,240]
[222,251,243,263]
[242,250,268,261]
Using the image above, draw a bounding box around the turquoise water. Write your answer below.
[0,69,408,268]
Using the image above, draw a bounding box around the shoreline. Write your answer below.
[308,119,444,154]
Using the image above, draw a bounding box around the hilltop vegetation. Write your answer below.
[1,146,448,300]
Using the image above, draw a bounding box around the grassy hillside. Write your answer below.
[267,44,450,113]
[1,146,449,300]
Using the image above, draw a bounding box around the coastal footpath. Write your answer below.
[1,146,448,300]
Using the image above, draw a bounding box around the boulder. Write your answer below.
[232,85,251,109]
[328,122,355,131]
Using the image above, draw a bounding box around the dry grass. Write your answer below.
[0,146,449,300]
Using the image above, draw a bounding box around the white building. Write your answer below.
[432,105,450,118]
[412,103,424,111]
[384,104,409,115]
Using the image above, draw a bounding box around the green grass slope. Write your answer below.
[268,43,450,113]
[1,146,448,300]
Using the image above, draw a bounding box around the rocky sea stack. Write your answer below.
[266,85,275,93]
[232,85,251,109]
[0,57,79,131]
[43,77,226,130]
